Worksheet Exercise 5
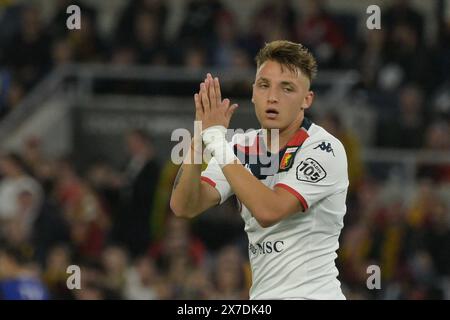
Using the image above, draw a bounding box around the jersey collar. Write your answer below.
[285,116,312,147]
[235,117,312,155]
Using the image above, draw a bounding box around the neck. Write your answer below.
[266,114,304,152]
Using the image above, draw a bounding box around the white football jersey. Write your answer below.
[201,118,348,300]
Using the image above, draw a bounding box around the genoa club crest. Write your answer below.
[279,147,298,171]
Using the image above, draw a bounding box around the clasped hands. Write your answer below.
[193,73,239,167]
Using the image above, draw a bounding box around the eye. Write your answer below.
[258,83,269,89]
[283,87,293,92]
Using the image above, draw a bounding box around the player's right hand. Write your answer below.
[194,73,238,130]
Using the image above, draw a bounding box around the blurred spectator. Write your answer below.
[66,9,105,62]
[130,11,167,65]
[123,255,159,299]
[42,245,73,299]
[210,245,248,299]
[383,0,424,44]
[255,0,296,39]
[0,242,50,300]
[2,5,51,89]
[0,2,23,50]
[110,46,138,66]
[150,215,205,272]
[76,259,104,294]
[177,0,229,46]
[115,0,168,46]
[1,190,39,253]
[358,29,386,90]
[295,0,346,68]
[101,245,128,295]
[381,23,429,90]
[86,160,123,234]
[184,46,208,68]
[53,157,110,260]
[423,201,450,277]
[21,136,46,177]
[245,0,296,56]
[375,85,426,148]
[73,284,107,300]
[0,78,25,120]
[0,153,42,223]
[417,122,450,183]
[114,129,160,257]
[211,12,242,68]
[31,196,70,266]
[423,121,450,151]
[51,37,75,67]
[149,215,207,298]
[180,266,214,299]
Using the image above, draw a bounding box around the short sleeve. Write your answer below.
[275,139,349,211]
[201,157,234,205]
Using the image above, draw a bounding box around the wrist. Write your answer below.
[201,126,235,168]
[191,137,203,153]
[183,137,203,165]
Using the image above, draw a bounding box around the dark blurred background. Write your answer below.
[0,0,449,300]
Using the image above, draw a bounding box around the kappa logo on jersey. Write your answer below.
[314,142,335,156]
[296,158,327,183]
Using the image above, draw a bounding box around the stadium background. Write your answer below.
[0,0,449,299]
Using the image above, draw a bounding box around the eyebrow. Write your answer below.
[280,81,296,87]
[256,78,295,85]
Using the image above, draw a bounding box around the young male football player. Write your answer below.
[170,40,349,300]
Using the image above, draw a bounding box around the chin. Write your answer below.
[260,119,283,130]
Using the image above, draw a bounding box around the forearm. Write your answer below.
[221,163,282,227]
[170,140,204,217]
[201,126,284,226]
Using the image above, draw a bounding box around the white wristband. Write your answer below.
[201,126,236,168]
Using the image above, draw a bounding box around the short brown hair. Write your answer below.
[255,40,318,82]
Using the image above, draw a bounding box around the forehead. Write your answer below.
[256,60,308,84]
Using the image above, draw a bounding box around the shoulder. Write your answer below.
[291,124,348,182]
[302,124,347,161]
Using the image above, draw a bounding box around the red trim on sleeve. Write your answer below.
[275,183,309,211]
[201,176,216,188]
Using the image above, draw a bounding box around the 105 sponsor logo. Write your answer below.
[296,158,327,183]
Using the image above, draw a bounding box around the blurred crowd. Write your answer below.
[0,0,449,299]
[0,129,250,299]
[0,0,450,150]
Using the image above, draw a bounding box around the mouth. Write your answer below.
[265,108,279,119]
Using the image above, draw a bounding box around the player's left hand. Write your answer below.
[194,73,238,130]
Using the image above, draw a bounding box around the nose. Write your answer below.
[268,96,278,103]
[267,87,278,104]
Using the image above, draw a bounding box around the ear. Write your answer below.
[302,91,314,110]
[251,83,256,104]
